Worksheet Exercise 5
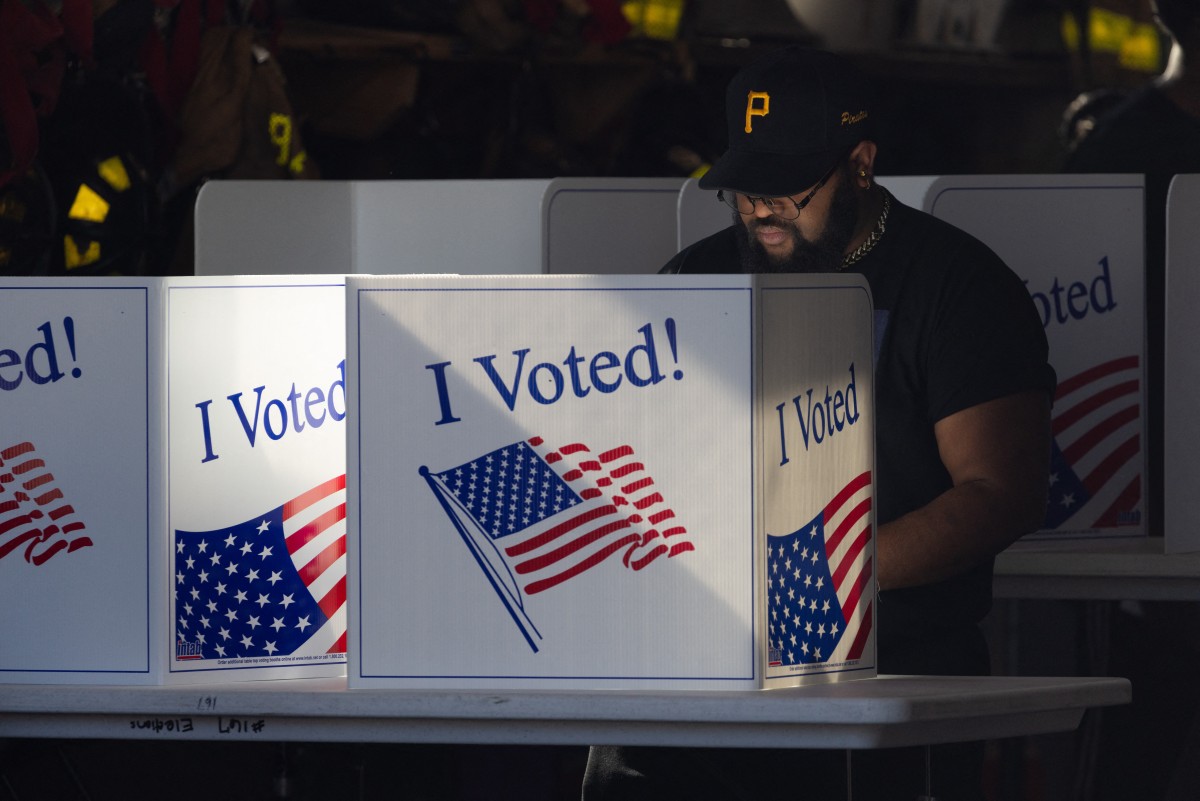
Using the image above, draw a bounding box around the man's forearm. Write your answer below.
[874,477,1043,591]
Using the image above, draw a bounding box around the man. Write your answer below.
[582,46,1056,801]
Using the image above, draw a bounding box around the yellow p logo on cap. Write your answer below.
[744,91,770,133]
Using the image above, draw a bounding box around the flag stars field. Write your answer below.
[766,472,873,668]
[173,476,348,662]
[424,438,694,650]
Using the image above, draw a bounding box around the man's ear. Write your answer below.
[848,141,878,187]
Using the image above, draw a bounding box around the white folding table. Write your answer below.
[0,674,1130,748]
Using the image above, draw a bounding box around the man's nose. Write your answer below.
[751,198,775,218]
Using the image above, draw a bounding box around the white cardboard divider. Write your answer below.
[194,181,355,277]
[0,275,348,684]
[195,178,685,277]
[542,178,685,274]
[1,278,162,683]
[347,273,877,690]
[676,176,939,252]
[195,180,546,276]
[1164,174,1200,553]
[926,175,1146,540]
[166,276,348,681]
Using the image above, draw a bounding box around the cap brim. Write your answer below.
[698,147,835,198]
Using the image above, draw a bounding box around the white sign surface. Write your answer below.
[928,175,1146,539]
[0,275,349,684]
[0,279,159,681]
[166,277,348,679]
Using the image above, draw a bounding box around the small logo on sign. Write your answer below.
[176,639,204,661]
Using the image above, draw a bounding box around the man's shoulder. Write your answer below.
[660,226,741,274]
[869,197,1029,308]
[887,197,1005,266]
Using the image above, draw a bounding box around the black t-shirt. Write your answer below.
[663,197,1056,669]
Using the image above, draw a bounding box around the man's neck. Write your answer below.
[845,186,886,258]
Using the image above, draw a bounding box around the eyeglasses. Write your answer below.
[717,161,841,220]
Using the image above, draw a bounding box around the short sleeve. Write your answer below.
[924,242,1056,423]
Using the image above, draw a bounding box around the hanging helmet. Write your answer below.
[40,71,158,276]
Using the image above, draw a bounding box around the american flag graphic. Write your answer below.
[1045,356,1141,530]
[422,437,693,651]
[767,471,872,667]
[0,441,91,566]
[173,475,347,662]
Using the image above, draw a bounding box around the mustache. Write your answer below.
[745,215,792,231]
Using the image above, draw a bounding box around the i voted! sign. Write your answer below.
[348,273,876,691]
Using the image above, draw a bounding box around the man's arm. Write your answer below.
[875,389,1052,592]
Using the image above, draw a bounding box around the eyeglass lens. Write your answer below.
[722,193,798,219]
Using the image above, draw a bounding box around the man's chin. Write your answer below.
[749,244,838,274]
[734,221,841,274]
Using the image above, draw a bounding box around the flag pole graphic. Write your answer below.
[420,466,543,652]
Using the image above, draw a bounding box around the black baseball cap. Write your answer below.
[699,46,877,198]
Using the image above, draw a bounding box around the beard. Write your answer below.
[734,170,860,274]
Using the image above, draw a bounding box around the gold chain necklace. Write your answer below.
[840,191,890,270]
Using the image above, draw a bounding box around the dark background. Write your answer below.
[1,1,1192,799]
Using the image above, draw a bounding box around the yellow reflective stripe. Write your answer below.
[621,0,682,39]
[288,150,307,176]
[97,156,131,191]
[269,112,293,167]
[64,235,101,269]
[68,184,109,223]
[1061,9,1162,71]
[1120,23,1162,71]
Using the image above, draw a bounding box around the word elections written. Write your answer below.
[195,360,346,462]
[776,363,861,465]
[126,717,267,736]
[1025,256,1117,328]
[426,319,683,426]
[0,317,83,392]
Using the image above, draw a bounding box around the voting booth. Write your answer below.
[927,175,1146,540]
[0,276,347,684]
[1164,174,1200,553]
[195,178,683,277]
[347,273,877,690]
